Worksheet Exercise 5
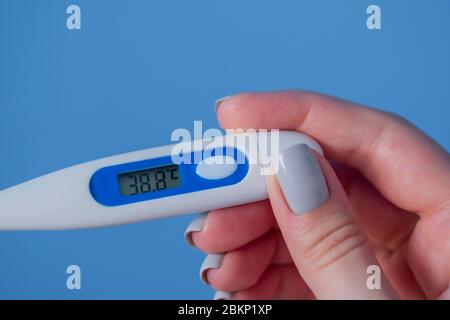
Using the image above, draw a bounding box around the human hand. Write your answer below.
[185,91,450,300]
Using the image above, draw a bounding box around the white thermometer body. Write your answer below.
[0,131,322,230]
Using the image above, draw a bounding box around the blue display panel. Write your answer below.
[89,147,249,206]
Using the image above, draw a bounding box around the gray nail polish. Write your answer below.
[213,291,233,300]
[277,144,329,214]
[214,95,232,112]
[200,253,224,284]
[184,213,207,247]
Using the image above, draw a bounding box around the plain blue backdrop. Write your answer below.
[0,0,449,299]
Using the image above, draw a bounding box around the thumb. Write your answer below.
[267,144,397,299]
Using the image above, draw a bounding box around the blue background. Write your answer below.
[0,0,449,299]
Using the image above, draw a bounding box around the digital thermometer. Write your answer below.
[0,131,322,230]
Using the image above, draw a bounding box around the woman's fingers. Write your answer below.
[334,163,424,299]
[188,200,275,253]
[195,229,294,293]
[204,232,277,292]
[332,162,418,250]
[267,144,397,299]
[216,91,450,216]
[233,265,313,300]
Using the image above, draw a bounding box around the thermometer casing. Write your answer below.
[0,131,322,230]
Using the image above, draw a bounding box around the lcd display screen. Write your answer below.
[118,165,180,196]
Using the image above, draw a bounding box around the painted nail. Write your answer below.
[184,213,207,248]
[199,253,224,285]
[214,95,232,112]
[277,144,329,214]
[213,291,233,300]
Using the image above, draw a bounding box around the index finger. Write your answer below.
[216,91,450,216]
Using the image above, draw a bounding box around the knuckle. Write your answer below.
[299,209,368,271]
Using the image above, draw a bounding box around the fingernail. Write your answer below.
[184,213,208,248]
[277,144,329,214]
[213,291,233,300]
[200,253,224,285]
[215,95,232,112]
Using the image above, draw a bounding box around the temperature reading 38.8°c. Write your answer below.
[118,165,180,196]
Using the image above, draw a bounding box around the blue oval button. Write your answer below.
[195,156,238,180]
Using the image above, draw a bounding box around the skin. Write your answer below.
[190,91,450,300]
